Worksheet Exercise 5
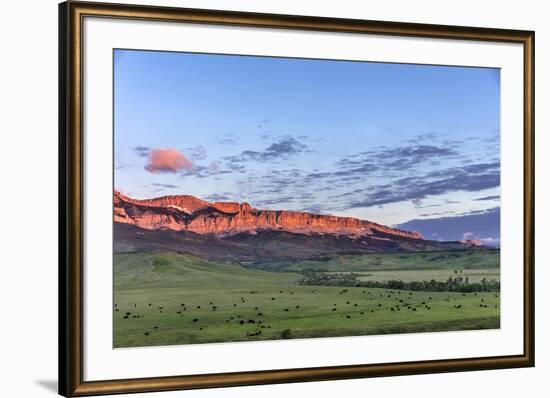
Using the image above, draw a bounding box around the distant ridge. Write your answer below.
[114,191,423,239]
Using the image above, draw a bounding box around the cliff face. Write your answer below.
[114,191,423,239]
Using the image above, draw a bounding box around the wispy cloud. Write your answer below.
[133,146,151,158]
[180,161,233,178]
[475,195,500,201]
[347,162,499,208]
[151,183,179,189]
[225,136,307,163]
[185,145,207,160]
[217,133,239,146]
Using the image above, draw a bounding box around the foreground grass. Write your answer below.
[114,252,500,348]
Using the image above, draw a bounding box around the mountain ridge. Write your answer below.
[114,191,423,239]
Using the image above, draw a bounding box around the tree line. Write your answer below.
[298,271,500,292]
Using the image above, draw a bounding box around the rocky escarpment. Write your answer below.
[114,191,423,239]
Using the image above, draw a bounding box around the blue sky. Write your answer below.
[114,49,500,244]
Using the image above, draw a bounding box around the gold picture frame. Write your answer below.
[59,1,535,396]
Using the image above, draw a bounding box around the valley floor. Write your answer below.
[114,250,500,348]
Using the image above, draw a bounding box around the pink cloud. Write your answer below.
[145,148,193,173]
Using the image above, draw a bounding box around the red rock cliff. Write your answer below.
[114,191,423,239]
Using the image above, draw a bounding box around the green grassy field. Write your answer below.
[277,249,500,272]
[114,251,500,348]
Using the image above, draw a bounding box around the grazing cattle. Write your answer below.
[391,307,395,311]
[360,311,364,315]
[149,303,152,306]
[254,307,258,310]
[239,320,245,325]
[296,305,300,309]
[123,315,129,319]
[196,305,201,309]
[144,332,149,336]
[271,298,275,300]
[258,312,263,316]
[346,301,350,304]
[346,315,351,319]
[284,308,289,312]
[354,303,358,307]
[247,319,255,323]
[377,304,382,307]
[233,304,237,307]
[192,318,198,322]
[332,308,337,311]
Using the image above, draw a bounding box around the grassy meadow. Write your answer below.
[114,250,500,348]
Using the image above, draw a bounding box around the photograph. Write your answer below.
[113,49,501,348]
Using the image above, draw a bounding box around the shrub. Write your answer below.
[281,329,292,339]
